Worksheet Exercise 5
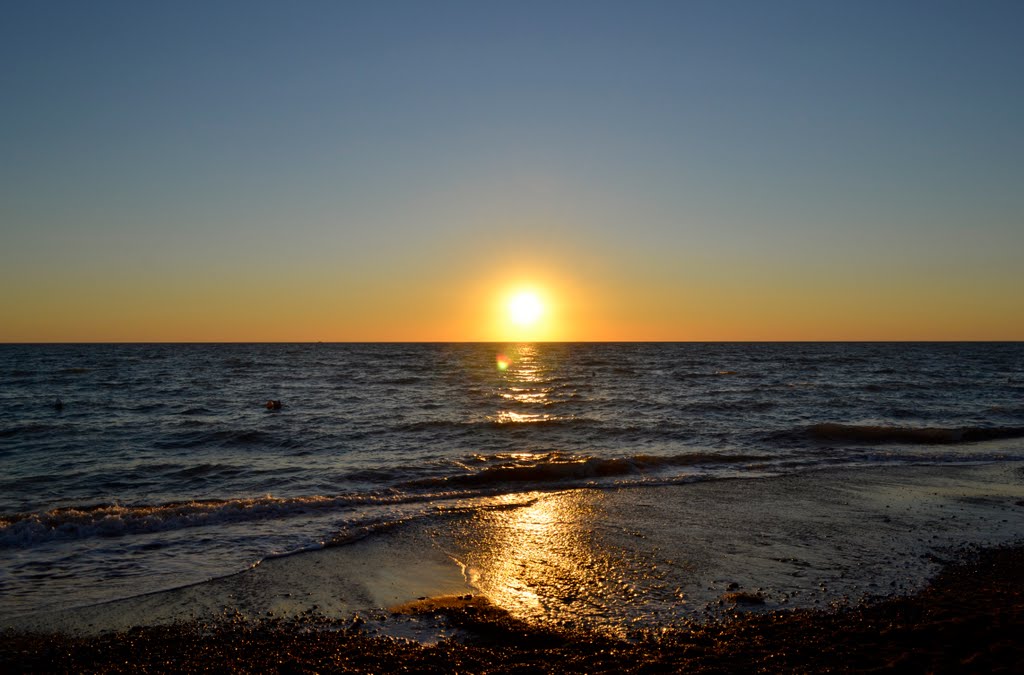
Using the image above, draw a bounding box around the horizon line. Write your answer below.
[2,340,1022,346]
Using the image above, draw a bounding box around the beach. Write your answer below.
[4,544,1024,673]
[3,342,1023,671]
[4,460,1023,671]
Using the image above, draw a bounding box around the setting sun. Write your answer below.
[485,283,561,342]
[508,291,544,327]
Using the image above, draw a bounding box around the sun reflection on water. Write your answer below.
[451,490,656,636]
[490,344,564,423]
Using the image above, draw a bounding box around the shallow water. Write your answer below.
[12,463,1024,638]
[2,342,1023,619]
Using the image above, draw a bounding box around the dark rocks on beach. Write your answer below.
[3,546,1024,673]
[722,591,766,606]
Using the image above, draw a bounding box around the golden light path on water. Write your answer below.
[490,343,559,424]
[445,343,680,636]
[447,489,678,637]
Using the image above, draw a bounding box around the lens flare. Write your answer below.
[496,353,511,371]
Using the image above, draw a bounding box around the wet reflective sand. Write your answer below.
[6,463,1024,673]
[8,544,1024,673]
[447,490,665,635]
[433,461,1024,636]
[6,462,1022,640]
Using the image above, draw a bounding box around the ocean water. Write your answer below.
[2,342,1023,621]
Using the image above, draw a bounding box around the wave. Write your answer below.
[680,400,776,413]
[166,462,246,479]
[0,448,773,547]
[397,416,592,433]
[6,440,1020,551]
[0,423,60,439]
[176,406,213,415]
[862,381,935,392]
[803,423,1024,445]
[0,494,390,547]
[408,451,762,488]
[376,376,423,386]
[675,370,740,379]
[0,478,558,548]
[152,429,276,449]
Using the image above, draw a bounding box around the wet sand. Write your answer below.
[2,462,1023,671]
[3,544,1023,673]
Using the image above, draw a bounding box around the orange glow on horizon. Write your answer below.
[2,251,1022,342]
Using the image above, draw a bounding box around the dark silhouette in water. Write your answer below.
[53,398,63,411]
[265,400,282,410]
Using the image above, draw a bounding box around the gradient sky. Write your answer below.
[2,1,1022,342]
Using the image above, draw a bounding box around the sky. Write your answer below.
[2,1,1022,342]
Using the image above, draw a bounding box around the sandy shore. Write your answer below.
[2,461,1022,671]
[2,544,1023,673]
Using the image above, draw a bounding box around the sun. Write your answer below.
[489,282,557,341]
[508,291,544,327]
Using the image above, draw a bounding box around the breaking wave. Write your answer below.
[407,451,763,488]
[0,494,389,547]
[0,451,766,547]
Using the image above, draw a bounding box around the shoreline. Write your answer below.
[2,459,1022,672]
[3,543,1023,673]
[3,461,1023,638]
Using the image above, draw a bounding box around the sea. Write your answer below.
[2,342,1024,624]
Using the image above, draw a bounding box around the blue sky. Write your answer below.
[2,1,1022,340]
